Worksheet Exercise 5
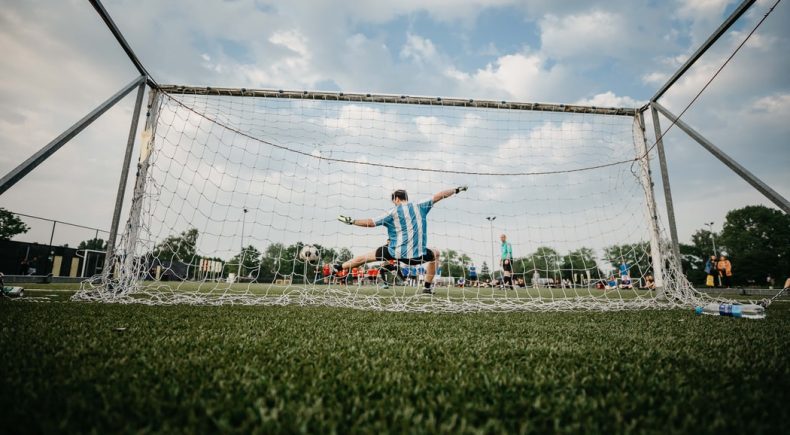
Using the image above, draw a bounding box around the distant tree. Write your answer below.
[225,245,262,278]
[258,243,286,281]
[718,205,790,285]
[152,228,199,262]
[515,246,562,280]
[78,238,106,250]
[690,229,718,258]
[602,242,651,277]
[480,261,490,280]
[561,247,601,283]
[679,242,706,285]
[336,247,353,263]
[440,249,469,277]
[0,208,29,241]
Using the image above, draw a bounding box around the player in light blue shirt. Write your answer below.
[335,186,467,293]
[500,234,514,290]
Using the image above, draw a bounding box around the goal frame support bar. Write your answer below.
[105,81,147,271]
[652,101,790,214]
[649,106,682,268]
[156,85,638,117]
[0,75,146,197]
[651,0,755,102]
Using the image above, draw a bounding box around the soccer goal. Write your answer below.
[76,86,710,311]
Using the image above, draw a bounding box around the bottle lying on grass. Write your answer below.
[1,286,24,298]
[695,303,765,319]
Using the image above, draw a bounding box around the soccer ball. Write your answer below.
[299,245,319,263]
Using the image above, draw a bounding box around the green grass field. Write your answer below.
[1,289,788,433]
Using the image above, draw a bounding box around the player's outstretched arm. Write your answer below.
[432,186,467,204]
[337,215,375,227]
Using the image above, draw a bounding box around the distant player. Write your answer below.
[468,264,478,286]
[500,234,514,290]
[335,186,468,294]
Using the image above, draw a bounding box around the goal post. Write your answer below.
[76,85,713,311]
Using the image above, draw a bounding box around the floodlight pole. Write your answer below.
[704,222,718,255]
[105,81,147,272]
[652,102,790,214]
[237,207,248,280]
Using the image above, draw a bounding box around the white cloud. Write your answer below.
[642,72,668,85]
[749,93,790,113]
[539,11,629,60]
[269,29,310,57]
[575,91,641,108]
[676,0,730,20]
[454,52,571,101]
[400,33,439,65]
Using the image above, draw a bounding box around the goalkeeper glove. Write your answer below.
[455,186,468,194]
[338,215,353,225]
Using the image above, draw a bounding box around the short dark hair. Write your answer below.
[391,189,408,201]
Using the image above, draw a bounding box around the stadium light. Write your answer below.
[237,207,248,280]
[704,222,717,256]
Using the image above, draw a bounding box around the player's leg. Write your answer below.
[335,246,387,273]
[501,259,512,290]
[423,248,440,293]
[341,252,377,270]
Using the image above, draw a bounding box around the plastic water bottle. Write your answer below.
[1,286,24,298]
[694,302,765,319]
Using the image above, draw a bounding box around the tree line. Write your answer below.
[2,205,786,286]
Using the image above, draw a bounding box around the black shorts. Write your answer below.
[375,245,435,265]
[502,259,513,272]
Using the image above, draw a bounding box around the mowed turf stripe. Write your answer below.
[0,301,788,433]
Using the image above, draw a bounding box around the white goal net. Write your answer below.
[76,86,710,311]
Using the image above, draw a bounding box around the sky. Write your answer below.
[0,0,788,267]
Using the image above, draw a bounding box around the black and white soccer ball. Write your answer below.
[299,245,319,263]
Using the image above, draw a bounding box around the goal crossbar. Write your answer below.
[157,84,639,117]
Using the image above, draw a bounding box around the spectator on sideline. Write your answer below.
[28,256,39,275]
[717,254,733,288]
[645,274,656,290]
[704,255,717,287]
[351,267,360,285]
[417,265,426,286]
[19,257,29,275]
[619,260,630,279]
[468,264,478,286]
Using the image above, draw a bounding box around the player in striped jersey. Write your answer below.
[335,186,467,294]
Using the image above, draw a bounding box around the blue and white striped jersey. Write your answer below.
[374,199,433,259]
